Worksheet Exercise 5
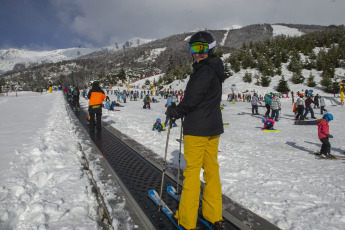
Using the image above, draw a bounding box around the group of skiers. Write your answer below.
[262,93,282,121]
[294,94,328,120]
[62,30,341,230]
[64,86,81,111]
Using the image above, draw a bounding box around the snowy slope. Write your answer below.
[1,64,345,229]
[0,25,304,74]
[0,38,153,74]
[0,47,98,73]
[97,81,345,230]
[272,25,304,37]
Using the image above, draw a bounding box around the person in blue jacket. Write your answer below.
[264,93,272,118]
[164,96,177,127]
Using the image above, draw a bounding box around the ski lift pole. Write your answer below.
[176,118,183,195]
[158,119,173,211]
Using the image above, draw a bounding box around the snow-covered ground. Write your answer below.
[97,86,345,230]
[1,25,345,228]
[2,78,344,230]
[0,91,106,229]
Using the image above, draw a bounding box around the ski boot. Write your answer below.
[321,153,336,159]
[210,220,225,230]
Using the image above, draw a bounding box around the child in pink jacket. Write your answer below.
[317,113,333,157]
[262,118,275,130]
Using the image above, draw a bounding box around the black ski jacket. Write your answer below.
[169,54,225,136]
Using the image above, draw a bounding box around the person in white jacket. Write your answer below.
[251,93,262,115]
[270,93,281,121]
[320,96,327,114]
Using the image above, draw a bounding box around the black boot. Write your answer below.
[210,220,225,230]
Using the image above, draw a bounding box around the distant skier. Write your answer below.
[122,92,127,103]
[313,94,320,108]
[251,93,261,115]
[164,97,177,126]
[316,113,334,158]
[262,118,275,130]
[295,94,305,120]
[71,86,80,111]
[319,96,327,114]
[264,93,272,118]
[303,96,316,119]
[143,94,151,109]
[270,93,281,121]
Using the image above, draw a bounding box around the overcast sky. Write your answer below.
[1,0,344,50]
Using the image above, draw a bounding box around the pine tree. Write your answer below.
[291,72,305,84]
[224,63,232,79]
[320,76,333,92]
[307,72,317,87]
[261,75,271,87]
[288,51,303,73]
[166,55,174,74]
[117,68,126,81]
[229,53,241,73]
[277,76,290,92]
[242,72,252,83]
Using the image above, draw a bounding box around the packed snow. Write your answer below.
[272,25,304,37]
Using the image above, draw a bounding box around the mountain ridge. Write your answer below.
[0,23,343,90]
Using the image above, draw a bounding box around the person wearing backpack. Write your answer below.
[87,82,106,132]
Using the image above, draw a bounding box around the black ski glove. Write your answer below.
[327,134,333,138]
[165,102,176,118]
[165,103,177,126]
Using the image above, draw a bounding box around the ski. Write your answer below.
[314,152,345,160]
[148,189,184,230]
[167,186,214,230]
[262,129,280,132]
[315,155,345,160]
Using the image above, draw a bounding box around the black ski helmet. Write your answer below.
[189,31,216,54]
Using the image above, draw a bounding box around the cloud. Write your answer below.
[56,1,343,41]
[7,0,343,50]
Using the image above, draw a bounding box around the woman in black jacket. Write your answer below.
[166,31,225,230]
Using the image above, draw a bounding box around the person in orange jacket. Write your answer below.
[87,81,106,132]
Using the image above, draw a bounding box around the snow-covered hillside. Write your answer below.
[272,25,304,37]
[0,47,98,74]
[104,37,154,51]
[0,38,153,74]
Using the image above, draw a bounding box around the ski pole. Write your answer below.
[176,118,183,195]
[158,118,173,211]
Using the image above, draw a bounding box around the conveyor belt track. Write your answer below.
[74,106,239,229]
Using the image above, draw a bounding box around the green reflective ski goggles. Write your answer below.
[189,42,209,54]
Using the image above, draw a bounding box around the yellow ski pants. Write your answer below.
[176,135,223,229]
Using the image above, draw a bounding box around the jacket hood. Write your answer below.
[194,54,225,83]
[92,84,101,90]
